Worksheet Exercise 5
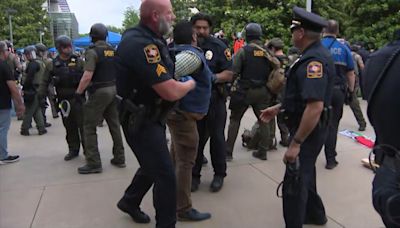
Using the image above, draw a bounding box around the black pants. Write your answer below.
[283,125,327,228]
[193,93,227,179]
[121,118,176,228]
[324,87,345,163]
[60,98,84,153]
[373,164,400,228]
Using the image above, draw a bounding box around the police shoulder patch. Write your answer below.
[307,61,323,79]
[144,44,161,64]
[224,48,232,61]
[156,64,167,77]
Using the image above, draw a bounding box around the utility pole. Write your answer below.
[306,0,312,12]
[6,8,17,44]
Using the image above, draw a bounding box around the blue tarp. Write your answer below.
[48,46,84,53]
[73,31,121,47]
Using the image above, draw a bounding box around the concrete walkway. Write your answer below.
[0,99,384,228]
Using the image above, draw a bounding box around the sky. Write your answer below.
[67,0,142,33]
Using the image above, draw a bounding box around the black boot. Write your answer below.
[252,151,267,160]
[117,199,150,223]
[210,176,224,192]
[78,164,102,174]
[64,150,79,161]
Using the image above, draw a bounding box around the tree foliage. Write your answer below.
[106,25,124,34]
[123,7,140,30]
[173,0,400,49]
[0,0,52,48]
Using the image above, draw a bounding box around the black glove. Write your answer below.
[74,92,84,105]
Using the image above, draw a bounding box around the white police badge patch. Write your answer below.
[205,50,213,60]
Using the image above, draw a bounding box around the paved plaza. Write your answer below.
[0,99,384,228]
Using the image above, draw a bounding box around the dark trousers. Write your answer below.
[121,118,176,228]
[324,88,345,163]
[193,93,227,179]
[373,165,400,228]
[283,125,327,228]
[60,98,84,153]
[349,87,367,128]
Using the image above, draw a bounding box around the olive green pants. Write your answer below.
[226,87,272,156]
[349,87,366,128]
[21,94,45,131]
[83,86,125,167]
[167,111,199,213]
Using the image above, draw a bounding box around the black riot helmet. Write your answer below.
[245,23,262,41]
[24,45,37,60]
[55,35,72,50]
[89,23,108,42]
[35,43,47,57]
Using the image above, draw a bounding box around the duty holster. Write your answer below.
[277,158,302,198]
[117,96,146,135]
[319,106,332,128]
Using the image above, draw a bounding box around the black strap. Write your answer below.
[327,38,336,50]
[367,46,400,122]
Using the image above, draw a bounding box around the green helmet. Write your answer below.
[267,38,284,50]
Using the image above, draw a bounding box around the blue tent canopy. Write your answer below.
[73,31,121,47]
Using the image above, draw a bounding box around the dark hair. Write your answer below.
[326,19,339,35]
[174,21,194,45]
[190,13,213,27]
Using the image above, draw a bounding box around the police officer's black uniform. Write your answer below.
[192,35,232,188]
[281,7,334,228]
[115,23,177,228]
[51,51,85,160]
[362,33,400,228]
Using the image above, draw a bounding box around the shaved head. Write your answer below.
[325,19,339,35]
[140,0,175,36]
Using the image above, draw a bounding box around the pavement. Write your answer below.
[0,99,385,228]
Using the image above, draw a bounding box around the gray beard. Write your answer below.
[158,18,172,36]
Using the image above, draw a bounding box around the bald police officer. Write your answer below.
[261,7,334,227]
[76,23,125,174]
[115,0,195,227]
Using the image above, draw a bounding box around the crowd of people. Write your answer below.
[1,0,399,227]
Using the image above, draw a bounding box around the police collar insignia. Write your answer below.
[156,64,167,77]
[224,48,232,61]
[144,44,161,63]
[205,50,213,60]
[307,61,323,78]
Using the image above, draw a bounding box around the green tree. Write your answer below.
[123,7,140,29]
[106,25,124,34]
[0,0,52,48]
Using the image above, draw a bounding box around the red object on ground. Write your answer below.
[355,136,375,148]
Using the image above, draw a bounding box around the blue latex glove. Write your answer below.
[179,75,194,82]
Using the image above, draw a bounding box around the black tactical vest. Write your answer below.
[53,55,83,98]
[240,45,270,86]
[91,44,116,84]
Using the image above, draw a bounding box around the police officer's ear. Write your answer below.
[192,31,198,44]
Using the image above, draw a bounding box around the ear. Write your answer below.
[151,10,159,23]
[192,32,197,43]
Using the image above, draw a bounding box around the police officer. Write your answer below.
[51,35,85,161]
[362,30,400,228]
[75,23,125,174]
[321,20,356,170]
[190,13,233,193]
[260,7,334,227]
[35,43,52,128]
[267,38,290,147]
[115,0,195,226]
[20,46,47,136]
[226,23,273,161]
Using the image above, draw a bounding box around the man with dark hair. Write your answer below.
[0,41,24,164]
[260,6,334,227]
[190,12,233,193]
[167,20,212,221]
[322,19,356,169]
[362,29,400,228]
[76,23,125,174]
